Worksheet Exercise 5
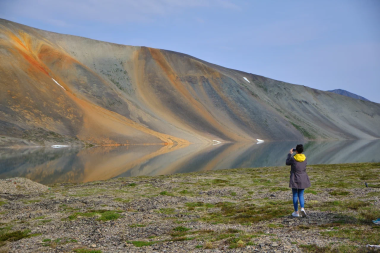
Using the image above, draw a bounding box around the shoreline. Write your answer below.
[1,163,379,252]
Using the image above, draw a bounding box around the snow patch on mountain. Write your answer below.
[52,78,66,91]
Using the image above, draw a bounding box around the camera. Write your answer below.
[292,148,296,151]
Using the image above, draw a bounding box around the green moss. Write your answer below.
[299,244,334,252]
[309,200,371,212]
[157,208,175,214]
[97,211,121,221]
[171,236,194,241]
[0,230,30,243]
[40,219,52,224]
[178,190,190,194]
[212,179,229,185]
[173,226,191,232]
[67,210,121,221]
[225,228,241,233]
[268,223,284,228]
[127,241,158,247]
[42,237,77,247]
[270,187,289,192]
[330,190,350,196]
[321,226,380,245]
[129,224,146,228]
[201,200,291,224]
[366,191,380,197]
[159,191,174,196]
[185,202,204,208]
[74,249,102,253]
[185,202,215,211]
[307,190,318,195]
[359,206,380,223]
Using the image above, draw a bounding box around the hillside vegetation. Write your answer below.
[0,163,379,252]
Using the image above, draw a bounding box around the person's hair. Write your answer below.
[296,144,304,154]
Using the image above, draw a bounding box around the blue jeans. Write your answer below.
[292,188,305,211]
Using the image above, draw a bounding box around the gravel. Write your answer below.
[0,177,49,195]
[0,165,379,252]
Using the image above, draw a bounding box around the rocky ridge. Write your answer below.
[1,18,380,147]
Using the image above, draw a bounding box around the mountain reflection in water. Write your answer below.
[1,140,379,184]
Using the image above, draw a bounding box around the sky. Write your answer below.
[1,0,380,103]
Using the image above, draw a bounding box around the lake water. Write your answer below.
[0,140,379,185]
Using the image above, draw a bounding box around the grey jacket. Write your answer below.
[286,153,311,189]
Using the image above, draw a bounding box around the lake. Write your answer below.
[0,140,379,185]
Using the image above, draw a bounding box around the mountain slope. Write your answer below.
[1,19,380,146]
[327,89,370,101]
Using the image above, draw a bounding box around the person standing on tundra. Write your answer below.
[286,144,311,217]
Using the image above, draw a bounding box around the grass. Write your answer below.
[307,163,380,189]
[129,224,146,228]
[185,202,215,210]
[170,226,192,237]
[321,226,380,245]
[178,189,191,194]
[73,249,102,253]
[2,162,379,251]
[329,190,350,196]
[173,226,191,232]
[212,179,229,185]
[268,223,284,228]
[0,230,30,242]
[69,188,107,197]
[159,191,174,196]
[97,211,121,221]
[228,238,245,249]
[307,189,318,195]
[270,187,289,192]
[39,219,52,224]
[201,200,291,224]
[42,237,78,247]
[67,210,122,221]
[113,198,129,203]
[0,230,34,247]
[157,208,175,215]
[127,241,158,247]
[299,244,372,253]
[308,199,373,213]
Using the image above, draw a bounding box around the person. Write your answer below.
[286,144,311,217]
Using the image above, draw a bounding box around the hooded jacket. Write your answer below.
[286,153,311,189]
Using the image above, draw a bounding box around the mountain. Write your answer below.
[327,89,370,102]
[1,19,380,147]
